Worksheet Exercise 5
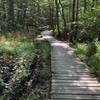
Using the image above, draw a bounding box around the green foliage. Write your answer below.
[74,43,87,60]
[88,54,100,77]
[20,87,47,100]
[0,37,35,80]
[74,42,100,78]
[86,42,97,58]
[37,68,50,80]
[0,37,34,98]
[0,37,35,57]
[79,5,100,41]
[0,0,53,33]
[25,93,39,100]
[0,79,5,92]
[34,40,51,63]
[0,36,51,99]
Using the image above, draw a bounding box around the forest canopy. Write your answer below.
[0,0,100,42]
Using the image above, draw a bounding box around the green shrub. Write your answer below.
[86,42,97,58]
[74,4,100,43]
[37,68,50,80]
[74,42,100,78]
[34,40,51,63]
[74,43,87,60]
[88,55,100,77]
[20,89,40,100]
[0,37,51,99]
[0,79,5,92]
[26,94,39,100]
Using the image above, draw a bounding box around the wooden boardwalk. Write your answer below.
[42,31,100,100]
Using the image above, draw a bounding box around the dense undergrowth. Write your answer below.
[0,35,51,100]
[74,42,100,80]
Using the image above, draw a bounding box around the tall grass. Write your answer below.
[34,40,51,63]
[0,36,35,80]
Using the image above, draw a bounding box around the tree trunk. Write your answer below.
[84,0,87,13]
[71,0,76,29]
[55,0,60,36]
[59,0,67,31]
[7,0,15,31]
[75,0,79,41]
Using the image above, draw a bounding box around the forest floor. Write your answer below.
[0,33,51,100]
[42,30,100,100]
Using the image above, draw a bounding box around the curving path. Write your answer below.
[42,30,100,100]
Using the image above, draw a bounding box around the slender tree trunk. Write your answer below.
[0,0,7,33]
[59,0,67,31]
[48,0,53,29]
[68,1,71,23]
[75,0,79,41]
[71,0,76,29]
[7,0,15,31]
[51,0,55,31]
[84,0,87,13]
[76,0,79,24]
[23,0,28,29]
[68,0,72,30]
[37,0,41,26]
[55,0,60,36]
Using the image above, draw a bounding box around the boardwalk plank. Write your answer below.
[52,94,100,100]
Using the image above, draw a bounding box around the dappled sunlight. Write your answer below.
[51,42,70,49]
[72,76,100,91]
[75,60,85,64]
[41,30,53,35]
[43,36,53,40]
[66,50,74,55]
[0,36,7,43]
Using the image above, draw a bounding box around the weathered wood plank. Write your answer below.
[52,85,100,90]
[53,74,92,77]
[52,80,99,83]
[52,94,100,100]
[51,90,100,95]
[52,77,97,81]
